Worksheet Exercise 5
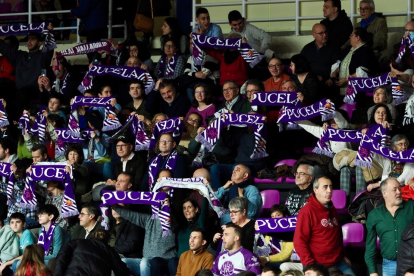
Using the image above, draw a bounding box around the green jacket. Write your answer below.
[0,225,19,262]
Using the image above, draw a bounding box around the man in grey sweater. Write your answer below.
[112,205,177,276]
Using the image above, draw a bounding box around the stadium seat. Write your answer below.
[339,103,356,120]
[332,190,349,215]
[260,190,280,214]
[342,222,365,248]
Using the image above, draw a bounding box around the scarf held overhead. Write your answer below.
[27,106,47,144]
[149,117,184,153]
[0,100,9,128]
[54,128,92,158]
[191,33,264,68]
[251,92,300,108]
[107,115,150,151]
[277,99,336,123]
[395,35,414,64]
[355,125,390,168]
[56,40,116,58]
[0,163,15,205]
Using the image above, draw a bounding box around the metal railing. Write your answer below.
[192,0,414,35]
[0,0,126,43]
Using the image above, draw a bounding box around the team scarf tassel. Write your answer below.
[153,177,227,218]
[191,33,264,68]
[100,191,172,236]
[277,99,336,124]
[345,73,408,105]
[0,100,9,128]
[0,163,15,205]
[196,113,268,159]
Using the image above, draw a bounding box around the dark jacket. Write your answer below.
[342,44,376,76]
[320,10,353,50]
[217,96,247,114]
[0,40,53,89]
[53,239,129,276]
[110,219,144,258]
[71,0,109,32]
[70,221,105,240]
[114,153,147,191]
[145,92,191,118]
[397,219,414,276]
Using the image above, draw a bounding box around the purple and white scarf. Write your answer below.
[196,113,268,159]
[149,117,183,153]
[0,163,15,205]
[38,222,56,256]
[0,100,9,128]
[395,36,414,63]
[100,191,171,236]
[107,115,150,151]
[17,113,30,135]
[19,163,78,218]
[345,73,408,105]
[56,40,116,58]
[68,96,121,137]
[148,151,178,191]
[157,53,180,78]
[153,177,226,218]
[355,125,390,168]
[251,92,300,108]
[277,99,336,123]
[28,106,47,143]
[78,65,154,95]
[313,127,365,157]
[192,33,264,68]
[52,72,70,95]
[54,128,92,158]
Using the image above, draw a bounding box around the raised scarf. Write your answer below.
[355,125,390,168]
[345,73,408,105]
[56,40,116,58]
[192,33,264,68]
[17,113,30,135]
[157,53,180,78]
[149,117,184,153]
[54,128,92,158]
[100,191,171,236]
[52,72,70,95]
[107,115,150,151]
[27,106,47,143]
[148,151,178,191]
[153,177,227,218]
[0,163,15,205]
[68,96,121,137]
[19,163,78,218]
[277,99,336,123]
[0,100,9,128]
[395,36,414,63]
[251,91,300,108]
[38,222,56,256]
[196,113,268,159]
[403,95,414,126]
[78,65,154,95]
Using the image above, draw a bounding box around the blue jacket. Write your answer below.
[71,0,109,32]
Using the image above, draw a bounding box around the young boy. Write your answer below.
[0,212,35,274]
[37,204,69,265]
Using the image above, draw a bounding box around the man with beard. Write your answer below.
[365,178,414,276]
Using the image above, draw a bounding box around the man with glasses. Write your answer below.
[217,80,247,114]
[264,58,290,92]
[71,204,103,239]
[320,0,353,50]
[285,164,314,216]
[342,0,387,58]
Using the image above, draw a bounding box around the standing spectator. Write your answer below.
[264,58,290,92]
[71,0,109,62]
[320,0,353,50]
[160,17,190,56]
[14,244,52,276]
[365,178,414,276]
[397,220,414,276]
[290,54,321,104]
[193,8,223,38]
[285,165,314,216]
[294,176,355,275]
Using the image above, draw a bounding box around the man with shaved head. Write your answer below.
[264,57,290,92]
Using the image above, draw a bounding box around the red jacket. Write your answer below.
[293,193,344,267]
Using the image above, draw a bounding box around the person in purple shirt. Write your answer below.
[212,223,261,276]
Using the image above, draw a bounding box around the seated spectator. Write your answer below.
[303,264,329,276]
[125,80,153,120]
[37,204,69,265]
[216,80,247,113]
[210,197,256,252]
[45,93,67,125]
[211,223,261,275]
[294,176,355,275]
[185,83,216,127]
[70,204,103,239]
[264,58,290,92]
[342,0,387,59]
[262,266,282,276]
[0,212,35,275]
[366,86,397,124]
[285,164,314,216]
[146,80,191,118]
[54,230,129,276]
[65,144,90,202]
[228,10,273,58]
[256,205,294,268]
[154,38,185,84]
[241,79,264,113]
[14,244,52,276]
[95,85,122,116]
[282,79,297,92]
[290,54,321,104]
[320,0,353,50]
[193,8,223,38]
[176,229,215,276]
[160,17,190,56]
[332,27,376,97]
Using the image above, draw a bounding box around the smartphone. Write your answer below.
[40,69,46,76]
[93,59,100,65]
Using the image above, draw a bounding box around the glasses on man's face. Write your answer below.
[116,144,129,149]
[229,210,241,215]
[164,44,175,49]
[358,7,371,12]
[246,89,259,94]
[223,87,236,92]
[79,212,89,216]
[268,64,283,69]
[159,140,172,144]
[294,172,308,177]
[314,31,327,36]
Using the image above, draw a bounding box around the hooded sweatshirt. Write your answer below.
[320,10,353,50]
[293,193,344,267]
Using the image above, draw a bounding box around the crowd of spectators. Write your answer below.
[1,0,414,276]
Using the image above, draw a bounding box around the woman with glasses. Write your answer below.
[65,144,89,206]
[185,83,215,128]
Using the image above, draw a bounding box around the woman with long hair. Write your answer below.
[160,17,189,56]
[185,83,215,128]
[14,244,52,276]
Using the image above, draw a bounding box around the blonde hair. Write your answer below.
[14,244,52,276]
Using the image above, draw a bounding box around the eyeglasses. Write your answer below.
[79,212,89,216]
[164,44,175,49]
[229,210,241,215]
[268,64,283,69]
[116,144,130,149]
[187,118,200,124]
[195,90,205,94]
[223,87,236,92]
[405,29,414,33]
[246,89,259,94]
[161,90,173,97]
[358,7,371,11]
[294,172,309,177]
[159,140,173,144]
[314,31,328,36]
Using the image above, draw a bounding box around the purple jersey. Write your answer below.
[211,247,261,276]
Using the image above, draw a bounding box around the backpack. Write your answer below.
[348,190,384,224]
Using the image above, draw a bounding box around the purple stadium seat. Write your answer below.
[260,190,280,213]
[342,223,365,248]
[332,190,347,209]
[339,103,356,120]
